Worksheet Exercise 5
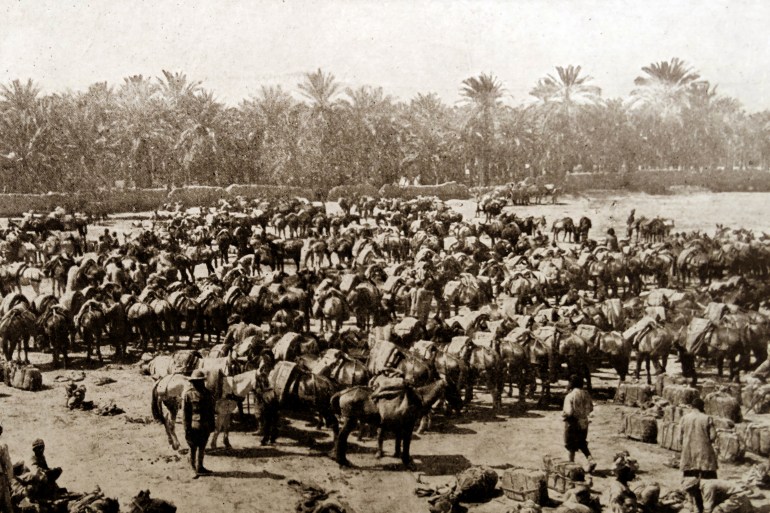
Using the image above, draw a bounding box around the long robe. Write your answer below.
[679,410,718,473]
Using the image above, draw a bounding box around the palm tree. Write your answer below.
[0,79,58,191]
[401,93,460,184]
[298,68,341,115]
[114,74,170,187]
[530,65,602,118]
[297,69,344,189]
[630,58,704,119]
[175,89,222,185]
[460,73,504,185]
[240,86,303,184]
[529,65,602,175]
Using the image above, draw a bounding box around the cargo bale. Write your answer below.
[737,421,770,457]
[715,429,744,463]
[661,385,699,407]
[704,391,741,423]
[655,374,690,396]
[657,420,682,452]
[662,405,687,424]
[615,383,655,407]
[500,468,548,504]
[621,412,658,443]
[697,381,741,405]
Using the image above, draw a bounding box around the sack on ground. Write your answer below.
[744,383,770,414]
[4,361,43,391]
[621,412,658,443]
[542,456,585,493]
[657,420,682,452]
[737,422,770,457]
[698,380,741,404]
[655,374,690,396]
[715,429,745,463]
[500,468,548,505]
[454,466,498,502]
[662,385,699,407]
[614,383,654,407]
[704,391,741,423]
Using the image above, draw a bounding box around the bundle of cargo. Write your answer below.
[704,390,742,423]
[655,374,690,397]
[737,421,770,457]
[698,380,742,404]
[542,455,586,494]
[614,382,655,407]
[657,420,683,452]
[500,468,549,504]
[661,385,699,407]
[662,404,688,424]
[741,380,770,414]
[621,412,658,443]
[715,429,745,463]
[3,361,43,391]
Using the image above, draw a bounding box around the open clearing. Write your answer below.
[2,190,770,513]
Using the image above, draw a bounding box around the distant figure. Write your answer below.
[680,398,718,480]
[626,209,636,238]
[562,374,596,473]
[183,369,216,479]
[607,228,619,252]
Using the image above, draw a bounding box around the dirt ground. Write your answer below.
[2,190,770,513]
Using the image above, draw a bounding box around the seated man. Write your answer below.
[17,439,63,501]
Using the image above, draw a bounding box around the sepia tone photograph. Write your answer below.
[0,0,769,511]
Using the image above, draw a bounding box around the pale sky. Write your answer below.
[1,0,769,110]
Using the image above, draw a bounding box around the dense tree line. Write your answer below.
[0,59,769,194]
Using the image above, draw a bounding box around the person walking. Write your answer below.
[0,424,13,513]
[183,369,216,479]
[679,398,718,480]
[563,375,596,473]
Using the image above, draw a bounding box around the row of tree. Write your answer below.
[1,58,769,193]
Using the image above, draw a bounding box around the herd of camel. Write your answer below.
[0,192,768,468]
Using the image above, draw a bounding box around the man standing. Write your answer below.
[679,398,718,480]
[626,209,636,238]
[183,369,216,479]
[563,375,596,473]
[0,425,13,513]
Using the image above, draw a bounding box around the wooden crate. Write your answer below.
[500,468,548,504]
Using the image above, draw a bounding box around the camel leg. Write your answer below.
[334,417,354,467]
[417,412,431,434]
[164,408,181,451]
[646,357,652,385]
[376,427,385,459]
[23,337,30,364]
[634,353,643,381]
[400,423,416,468]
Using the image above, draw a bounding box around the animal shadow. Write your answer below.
[415,454,473,476]
[214,469,285,480]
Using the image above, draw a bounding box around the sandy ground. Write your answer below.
[2,190,770,513]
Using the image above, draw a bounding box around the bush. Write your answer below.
[563,169,770,194]
[379,182,471,200]
[225,184,316,202]
[327,184,380,201]
[167,186,228,207]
